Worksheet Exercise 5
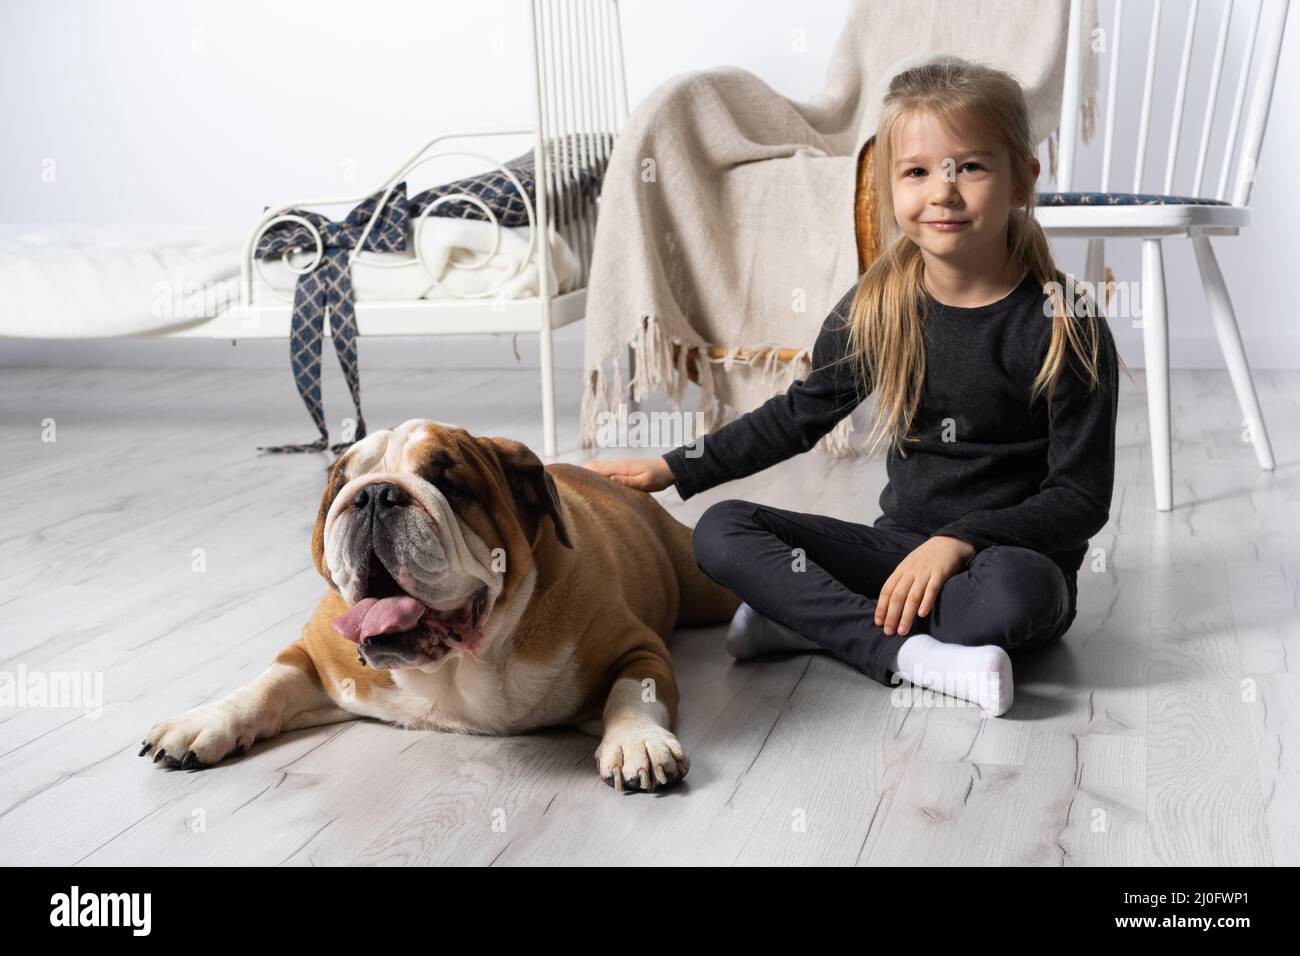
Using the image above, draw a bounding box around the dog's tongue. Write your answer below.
[331,596,426,644]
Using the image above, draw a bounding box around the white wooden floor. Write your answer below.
[0,359,1296,866]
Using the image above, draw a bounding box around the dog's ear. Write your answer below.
[311,454,350,581]
[480,436,573,550]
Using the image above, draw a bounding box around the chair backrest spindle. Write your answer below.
[1216,0,1264,199]
[1192,0,1236,196]
[1233,0,1288,203]
[1055,0,1289,207]
[1057,0,1086,191]
[1132,0,1163,193]
[1163,0,1200,194]
[1099,0,1125,192]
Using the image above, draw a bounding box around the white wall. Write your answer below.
[1,0,1297,369]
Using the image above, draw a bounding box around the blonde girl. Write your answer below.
[587,58,1128,716]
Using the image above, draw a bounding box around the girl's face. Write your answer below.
[889,111,1038,271]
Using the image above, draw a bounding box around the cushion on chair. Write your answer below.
[411,133,605,228]
[1038,191,1232,206]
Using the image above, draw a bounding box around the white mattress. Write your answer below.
[0,224,243,338]
[0,218,580,339]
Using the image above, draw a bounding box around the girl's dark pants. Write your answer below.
[692,500,1077,686]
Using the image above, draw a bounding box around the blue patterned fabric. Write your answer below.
[254,184,410,455]
[251,135,605,458]
[1038,191,1232,206]
[412,133,605,227]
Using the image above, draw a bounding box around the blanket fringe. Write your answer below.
[581,313,860,458]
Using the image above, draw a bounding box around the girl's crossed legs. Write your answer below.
[690,499,1076,713]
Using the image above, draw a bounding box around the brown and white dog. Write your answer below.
[140,419,739,791]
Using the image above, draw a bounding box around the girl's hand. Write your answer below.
[582,457,675,493]
[875,535,976,636]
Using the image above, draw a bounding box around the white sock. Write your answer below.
[725,602,822,659]
[891,633,1014,716]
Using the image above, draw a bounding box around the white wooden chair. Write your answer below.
[1043,0,1288,511]
[226,0,630,457]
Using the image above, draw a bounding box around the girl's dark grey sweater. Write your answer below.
[662,271,1120,608]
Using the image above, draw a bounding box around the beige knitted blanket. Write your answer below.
[580,0,1097,455]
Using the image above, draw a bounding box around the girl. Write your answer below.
[585,59,1127,717]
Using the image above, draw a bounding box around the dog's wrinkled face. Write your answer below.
[311,419,572,671]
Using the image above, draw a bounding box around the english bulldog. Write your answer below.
[140,419,739,792]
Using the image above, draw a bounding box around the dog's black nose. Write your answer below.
[353,482,409,512]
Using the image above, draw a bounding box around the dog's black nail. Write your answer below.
[138,743,151,757]
[153,749,166,764]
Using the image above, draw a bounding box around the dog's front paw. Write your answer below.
[595,722,689,793]
[139,703,253,770]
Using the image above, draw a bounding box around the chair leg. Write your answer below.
[1191,236,1276,471]
[1085,237,1106,313]
[1141,239,1173,512]
[539,307,557,458]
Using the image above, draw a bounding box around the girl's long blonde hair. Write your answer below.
[845,57,1131,459]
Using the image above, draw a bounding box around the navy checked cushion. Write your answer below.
[1039,191,1232,206]
[412,132,604,228]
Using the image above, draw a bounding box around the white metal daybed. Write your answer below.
[1,0,630,459]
